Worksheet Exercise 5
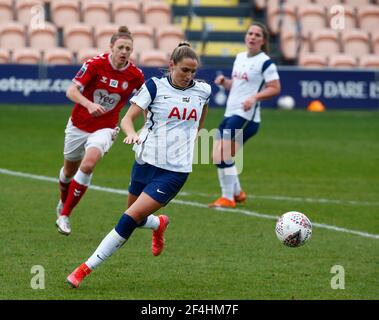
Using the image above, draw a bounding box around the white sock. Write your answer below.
[234,175,242,196]
[139,215,160,230]
[74,169,92,186]
[59,167,73,183]
[85,229,126,270]
[217,167,236,201]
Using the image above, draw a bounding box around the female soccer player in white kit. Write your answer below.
[55,26,145,235]
[209,22,281,208]
[66,42,211,288]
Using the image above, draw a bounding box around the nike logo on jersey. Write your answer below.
[163,96,171,99]
[157,189,166,194]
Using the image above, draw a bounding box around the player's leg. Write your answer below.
[209,116,247,208]
[233,121,260,203]
[67,192,164,288]
[58,128,117,235]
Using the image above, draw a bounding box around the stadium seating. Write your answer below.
[128,24,155,53]
[356,5,379,32]
[142,1,172,28]
[16,0,44,26]
[94,24,118,52]
[81,0,111,27]
[371,30,379,54]
[156,24,184,55]
[0,0,14,23]
[139,49,168,67]
[267,3,297,35]
[63,24,94,53]
[327,5,356,30]
[0,22,26,50]
[112,1,142,26]
[28,21,57,50]
[298,52,328,68]
[76,47,104,65]
[44,47,73,64]
[0,48,10,63]
[329,53,357,68]
[50,0,80,28]
[311,28,340,55]
[298,5,327,34]
[12,47,41,63]
[280,29,310,61]
[341,29,370,58]
[358,54,379,68]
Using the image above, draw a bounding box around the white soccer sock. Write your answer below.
[234,174,242,196]
[139,215,160,230]
[74,169,92,186]
[59,167,73,183]
[217,167,237,201]
[85,229,127,270]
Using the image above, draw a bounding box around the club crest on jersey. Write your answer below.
[75,64,87,78]
[109,79,118,88]
[122,81,129,90]
[168,107,197,121]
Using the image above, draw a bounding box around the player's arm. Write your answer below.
[121,103,143,144]
[214,75,233,91]
[243,79,281,111]
[66,82,106,117]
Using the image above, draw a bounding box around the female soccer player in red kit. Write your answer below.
[55,26,145,235]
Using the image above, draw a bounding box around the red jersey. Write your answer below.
[71,53,144,132]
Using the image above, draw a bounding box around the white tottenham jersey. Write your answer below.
[130,76,211,173]
[224,51,279,122]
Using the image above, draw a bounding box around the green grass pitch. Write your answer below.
[0,105,378,300]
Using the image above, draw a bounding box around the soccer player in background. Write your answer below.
[66,42,211,288]
[55,26,145,235]
[208,22,281,208]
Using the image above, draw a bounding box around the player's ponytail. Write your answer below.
[111,26,133,44]
[170,41,199,64]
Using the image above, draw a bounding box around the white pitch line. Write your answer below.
[1,168,378,240]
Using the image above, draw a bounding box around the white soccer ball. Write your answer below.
[277,95,295,110]
[275,211,312,247]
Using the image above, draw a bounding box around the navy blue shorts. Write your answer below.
[128,161,189,205]
[217,115,260,144]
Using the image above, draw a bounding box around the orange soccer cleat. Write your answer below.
[234,191,246,203]
[152,215,169,256]
[208,197,236,208]
[66,263,92,288]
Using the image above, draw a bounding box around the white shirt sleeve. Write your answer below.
[263,63,280,83]
[129,81,154,110]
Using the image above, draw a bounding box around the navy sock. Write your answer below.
[137,217,147,227]
[115,214,138,239]
[216,160,235,169]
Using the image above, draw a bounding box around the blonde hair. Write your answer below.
[110,26,133,44]
[170,41,199,64]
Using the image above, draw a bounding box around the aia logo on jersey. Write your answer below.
[168,107,197,121]
[232,71,249,81]
[75,64,87,79]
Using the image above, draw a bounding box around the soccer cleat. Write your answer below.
[56,215,71,235]
[67,263,92,288]
[152,215,169,256]
[56,200,64,218]
[234,191,246,203]
[208,197,236,208]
